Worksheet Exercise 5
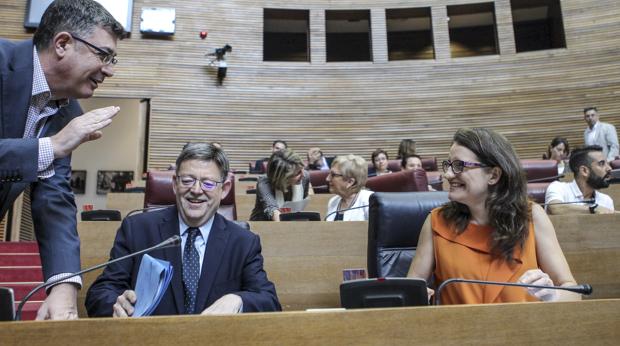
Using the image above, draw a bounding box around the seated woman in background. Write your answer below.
[250,150,312,221]
[408,128,581,304]
[401,154,435,191]
[371,149,392,176]
[396,139,417,159]
[542,137,570,175]
[325,155,373,221]
[401,154,423,171]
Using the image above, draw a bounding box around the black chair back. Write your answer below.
[367,191,449,278]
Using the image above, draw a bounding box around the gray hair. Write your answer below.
[33,0,125,50]
[332,154,368,193]
[175,143,230,181]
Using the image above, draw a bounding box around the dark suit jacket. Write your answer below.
[0,39,82,279]
[85,206,281,316]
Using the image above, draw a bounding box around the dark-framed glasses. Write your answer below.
[327,171,344,179]
[177,175,223,191]
[70,32,118,65]
[442,160,488,174]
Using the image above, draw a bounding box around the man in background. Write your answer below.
[545,146,614,215]
[583,106,619,162]
[0,0,124,319]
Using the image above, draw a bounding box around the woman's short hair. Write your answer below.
[545,137,570,160]
[267,149,304,192]
[401,154,422,169]
[397,139,416,159]
[331,155,368,193]
[371,149,389,168]
[440,128,529,262]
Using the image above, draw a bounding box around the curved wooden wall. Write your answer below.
[1,0,619,170]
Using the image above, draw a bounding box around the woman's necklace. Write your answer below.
[339,191,360,211]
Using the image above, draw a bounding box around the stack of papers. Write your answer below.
[132,254,174,317]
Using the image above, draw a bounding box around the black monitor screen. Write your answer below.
[24,0,133,31]
[340,278,428,309]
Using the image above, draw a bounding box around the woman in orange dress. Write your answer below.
[407,128,581,304]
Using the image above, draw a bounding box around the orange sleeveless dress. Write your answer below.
[431,208,539,304]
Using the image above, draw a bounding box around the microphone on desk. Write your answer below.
[125,206,170,218]
[527,174,565,183]
[323,205,369,221]
[540,199,595,207]
[434,278,592,305]
[13,235,181,321]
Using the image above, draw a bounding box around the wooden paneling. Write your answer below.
[0,0,618,172]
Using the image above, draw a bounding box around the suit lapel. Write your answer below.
[195,214,230,312]
[158,206,184,314]
[2,40,34,138]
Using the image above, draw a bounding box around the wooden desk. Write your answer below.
[235,194,335,221]
[3,300,619,345]
[77,214,620,317]
[105,193,143,218]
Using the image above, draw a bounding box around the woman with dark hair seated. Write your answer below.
[543,137,570,175]
[370,149,391,176]
[408,128,581,304]
[325,155,373,221]
[250,150,312,221]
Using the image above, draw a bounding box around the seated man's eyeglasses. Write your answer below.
[328,171,344,178]
[69,32,118,65]
[442,160,488,174]
[177,176,223,191]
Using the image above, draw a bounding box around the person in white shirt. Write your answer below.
[326,155,373,221]
[545,145,614,215]
[583,107,619,162]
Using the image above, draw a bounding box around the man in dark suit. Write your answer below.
[0,0,124,320]
[86,143,281,316]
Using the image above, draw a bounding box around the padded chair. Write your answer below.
[421,157,438,172]
[527,182,551,204]
[366,170,429,193]
[426,171,443,191]
[521,159,561,183]
[81,210,121,221]
[610,159,620,170]
[367,191,450,278]
[144,170,238,220]
[308,170,330,194]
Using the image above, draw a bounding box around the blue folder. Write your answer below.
[133,254,174,317]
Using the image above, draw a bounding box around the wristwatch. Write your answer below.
[589,203,598,214]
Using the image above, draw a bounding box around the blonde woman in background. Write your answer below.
[250,150,313,221]
[326,155,374,221]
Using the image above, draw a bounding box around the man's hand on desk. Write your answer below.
[112,290,137,317]
[201,294,242,315]
[36,283,78,320]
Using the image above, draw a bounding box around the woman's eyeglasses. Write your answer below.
[442,160,488,174]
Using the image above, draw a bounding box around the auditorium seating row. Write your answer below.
[142,158,561,220]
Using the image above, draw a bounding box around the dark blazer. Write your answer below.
[85,206,281,316]
[0,39,82,279]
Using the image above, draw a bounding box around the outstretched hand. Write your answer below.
[51,106,120,159]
